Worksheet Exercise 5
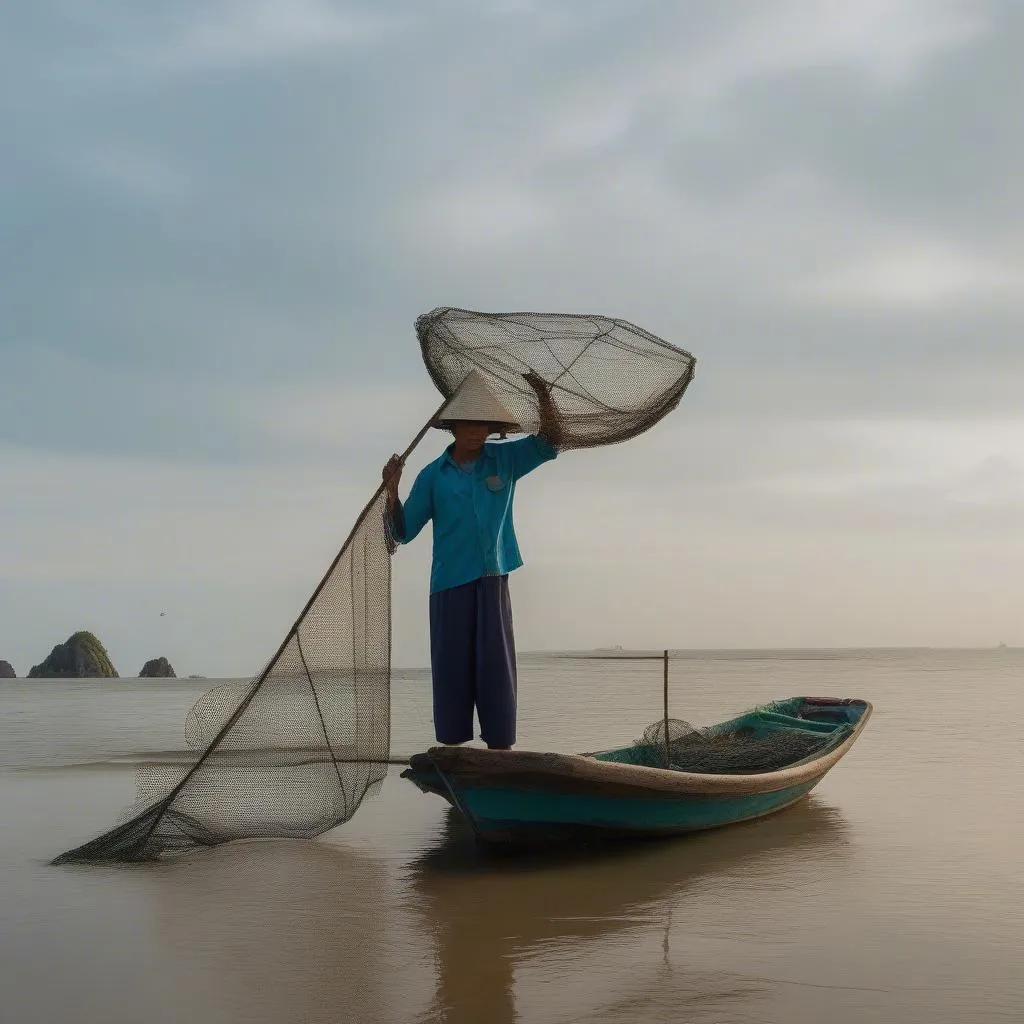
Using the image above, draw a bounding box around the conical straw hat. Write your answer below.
[435,369,522,431]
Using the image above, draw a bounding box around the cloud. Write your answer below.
[151,1,403,72]
[0,2,406,91]
[0,440,388,675]
[223,377,444,459]
[3,1,1024,663]
[793,241,1024,308]
[61,143,193,202]
[825,418,1024,503]
[471,0,986,170]
[694,0,985,91]
[418,184,555,254]
[0,444,363,583]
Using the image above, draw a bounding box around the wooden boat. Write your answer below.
[401,697,872,846]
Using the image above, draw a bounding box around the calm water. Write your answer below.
[1,649,1021,1023]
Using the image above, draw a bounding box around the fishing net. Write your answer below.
[631,717,833,775]
[54,308,695,864]
[417,308,695,450]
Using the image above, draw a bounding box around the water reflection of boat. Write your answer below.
[407,797,853,1024]
[403,697,871,846]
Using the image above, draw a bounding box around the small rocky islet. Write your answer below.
[139,657,176,678]
[21,632,179,680]
[28,631,119,678]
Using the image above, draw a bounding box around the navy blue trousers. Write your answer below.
[428,575,517,747]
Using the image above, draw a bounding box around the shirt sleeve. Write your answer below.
[388,465,433,544]
[505,434,558,481]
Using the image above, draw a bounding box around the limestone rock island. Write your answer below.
[139,657,176,678]
[28,631,119,678]
[0,660,16,679]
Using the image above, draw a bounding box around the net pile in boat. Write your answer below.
[54,309,695,864]
[634,718,832,775]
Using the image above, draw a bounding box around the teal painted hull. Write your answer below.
[402,696,871,846]
[405,775,821,843]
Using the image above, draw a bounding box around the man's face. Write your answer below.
[452,421,493,450]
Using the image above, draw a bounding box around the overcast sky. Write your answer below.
[2,0,1022,674]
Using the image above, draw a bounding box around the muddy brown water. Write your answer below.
[1,649,1020,1022]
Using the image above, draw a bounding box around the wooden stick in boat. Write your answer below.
[663,648,670,769]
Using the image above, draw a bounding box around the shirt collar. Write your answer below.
[442,443,491,473]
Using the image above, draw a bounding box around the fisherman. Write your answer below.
[383,370,562,751]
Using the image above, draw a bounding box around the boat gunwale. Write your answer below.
[408,699,873,797]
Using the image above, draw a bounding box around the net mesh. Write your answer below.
[417,308,695,450]
[631,717,832,775]
[53,308,695,864]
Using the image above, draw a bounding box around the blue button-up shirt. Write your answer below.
[388,434,558,594]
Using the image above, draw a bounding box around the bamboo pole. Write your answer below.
[121,399,449,858]
[663,648,670,769]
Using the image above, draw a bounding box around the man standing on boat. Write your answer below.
[383,370,562,751]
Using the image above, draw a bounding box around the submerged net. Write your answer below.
[632,717,833,775]
[54,308,695,864]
